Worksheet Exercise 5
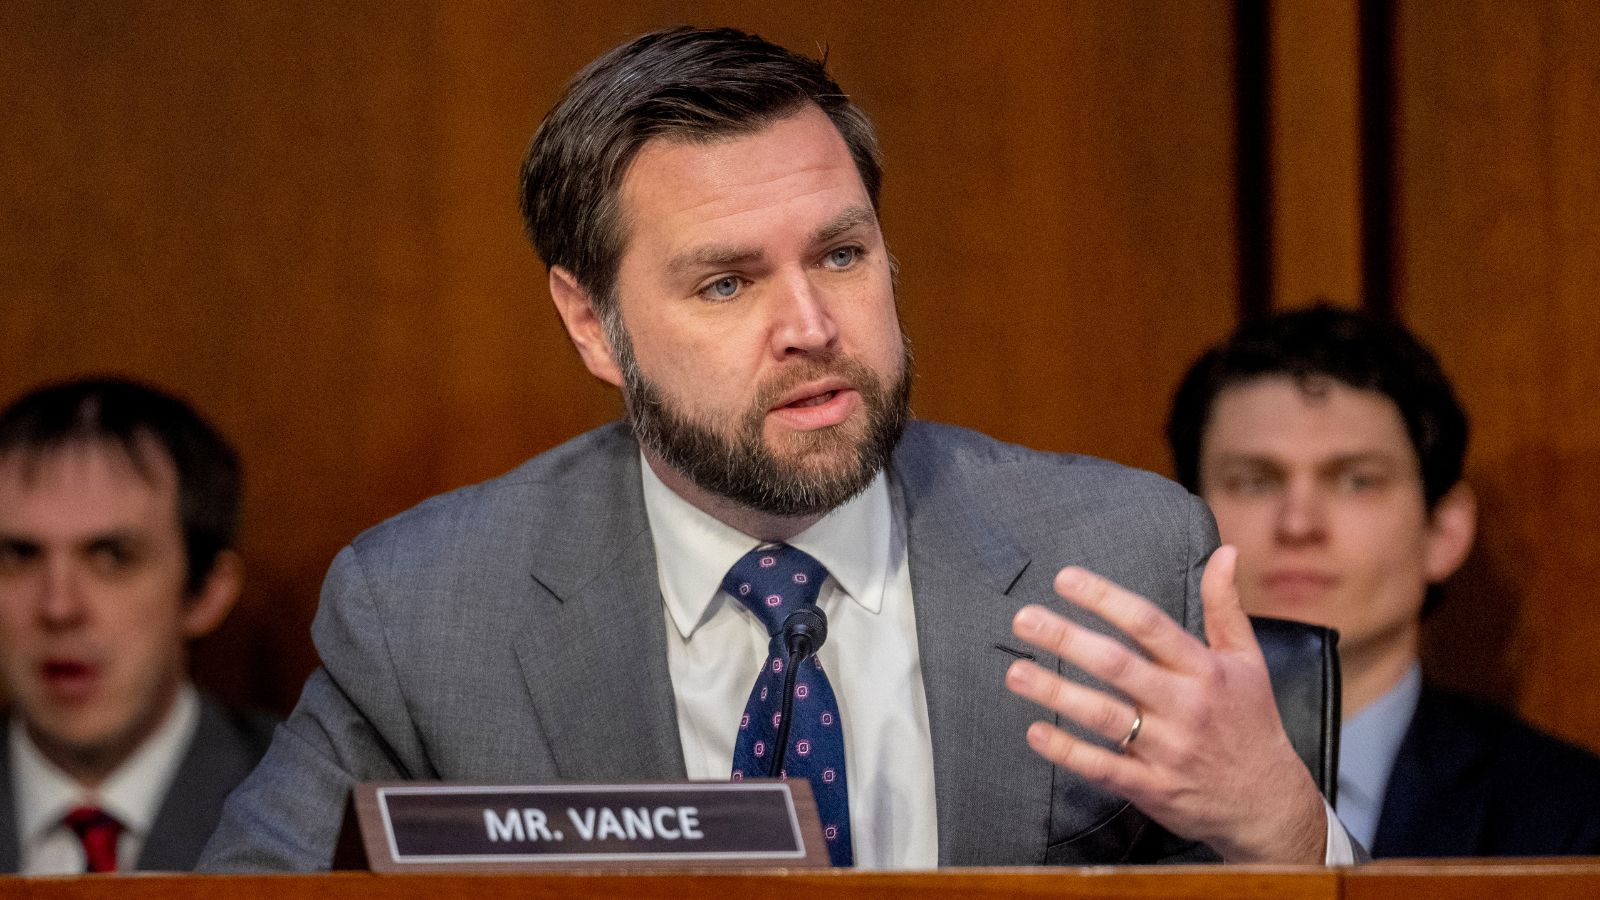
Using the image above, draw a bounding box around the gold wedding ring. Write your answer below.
[1119,707,1143,752]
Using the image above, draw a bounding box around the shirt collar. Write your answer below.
[640,453,892,640]
[1338,662,1423,811]
[11,684,200,844]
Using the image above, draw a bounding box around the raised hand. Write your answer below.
[1003,546,1327,863]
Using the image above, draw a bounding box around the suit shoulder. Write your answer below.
[1422,688,1600,784]
[316,423,644,633]
[897,420,1200,513]
[342,423,636,566]
[893,421,1216,592]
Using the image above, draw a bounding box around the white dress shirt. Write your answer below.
[10,684,199,874]
[640,456,1353,866]
[643,460,939,869]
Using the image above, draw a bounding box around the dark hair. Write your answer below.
[0,377,241,595]
[1167,304,1469,509]
[519,26,883,320]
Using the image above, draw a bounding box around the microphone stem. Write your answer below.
[768,646,804,777]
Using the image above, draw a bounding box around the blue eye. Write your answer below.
[704,276,742,300]
[825,246,859,268]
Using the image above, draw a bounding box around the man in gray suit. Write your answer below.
[203,26,1344,869]
[0,378,275,872]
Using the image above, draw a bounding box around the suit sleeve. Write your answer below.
[1182,491,1219,642]
[198,544,426,871]
[1131,492,1223,863]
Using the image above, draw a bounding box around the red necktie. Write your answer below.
[63,806,122,873]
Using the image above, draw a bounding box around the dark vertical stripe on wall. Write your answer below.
[1234,0,1274,322]
[1359,0,1396,318]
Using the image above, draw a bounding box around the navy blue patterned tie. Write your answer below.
[723,544,853,867]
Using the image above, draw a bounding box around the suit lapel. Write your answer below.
[895,425,1150,865]
[511,441,686,782]
[894,430,1054,866]
[138,696,241,871]
[0,730,18,872]
[1373,690,1487,857]
[909,543,1053,865]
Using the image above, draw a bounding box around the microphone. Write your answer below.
[768,606,829,778]
[781,606,828,660]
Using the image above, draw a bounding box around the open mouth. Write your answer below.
[786,390,838,409]
[768,382,857,430]
[40,659,98,692]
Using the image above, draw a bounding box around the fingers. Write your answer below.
[1198,545,1260,656]
[1013,604,1171,703]
[1040,566,1208,675]
[1007,556,1321,863]
[1023,721,1144,797]
[1005,659,1144,745]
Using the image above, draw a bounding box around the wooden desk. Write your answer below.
[0,868,1337,900]
[4,861,1599,899]
[1348,858,1600,900]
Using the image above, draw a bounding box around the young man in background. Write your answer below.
[1168,305,1600,856]
[0,378,273,873]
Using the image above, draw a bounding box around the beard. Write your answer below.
[610,321,913,518]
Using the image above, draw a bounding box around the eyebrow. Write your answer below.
[1207,450,1404,469]
[81,529,145,547]
[811,204,878,245]
[666,245,765,278]
[665,205,880,278]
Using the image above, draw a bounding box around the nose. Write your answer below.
[36,560,88,630]
[767,269,839,358]
[1274,481,1328,546]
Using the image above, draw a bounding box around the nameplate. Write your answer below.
[344,780,829,871]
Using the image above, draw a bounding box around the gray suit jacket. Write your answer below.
[1,694,274,872]
[201,421,1219,870]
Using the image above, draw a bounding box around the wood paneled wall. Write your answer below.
[0,1,1240,712]
[3,1,1596,754]
[1256,0,1600,752]
[1391,0,1600,750]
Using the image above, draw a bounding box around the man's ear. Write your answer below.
[1424,481,1478,583]
[181,549,244,639]
[549,266,624,388]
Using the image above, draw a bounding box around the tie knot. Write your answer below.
[64,805,122,873]
[64,806,120,837]
[722,543,829,636]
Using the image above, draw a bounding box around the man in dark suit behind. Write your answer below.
[0,378,275,873]
[1167,305,1600,857]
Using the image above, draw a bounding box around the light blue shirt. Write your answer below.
[1337,663,1423,849]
